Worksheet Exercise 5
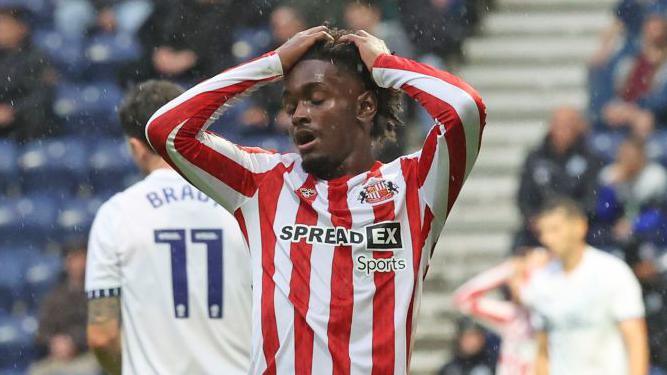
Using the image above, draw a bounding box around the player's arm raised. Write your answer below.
[145,27,332,212]
[343,31,487,224]
[87,296,122,375]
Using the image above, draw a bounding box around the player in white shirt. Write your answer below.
[522,198,648,375]
[85,81,251,375]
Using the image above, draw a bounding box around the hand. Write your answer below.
[0,104,15,127]
[339,30,391,72]
[276,26,334,72]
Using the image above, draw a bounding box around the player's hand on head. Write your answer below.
[339,30,391,72]
[276,25,334,73]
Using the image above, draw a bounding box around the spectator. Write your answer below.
[29,240,99,375]
[598,137,667,242]
[515,106,603,247]
[0,5,57,142]
[343,1,414,59]
[453,246,550,375]
[602,10,667,138]
[128,0,243,86]
[523,198,648,375]
[398,0,473,63]
[438,318,496,375]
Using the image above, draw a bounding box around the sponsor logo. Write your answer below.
[355,254,406,275]
[279,222,402,250]
[358,178,399,204]
[296,187,317,200]
[366,222,402,249]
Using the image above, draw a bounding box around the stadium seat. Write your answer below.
[55,196,104,242]
[84,33,141,81]
[587,131,626,164]
[54,81,124,136]
[89,139,139,195]
[17,138,89,195]
[0,315,38,372]
[23,251,62,308]
[0,248,27,313]
[232,27,273,63]
[0,196,59,247]
[0,140,18,193]
[31,29,86,80]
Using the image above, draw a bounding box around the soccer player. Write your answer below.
[145,26,486,373]
[453,246,549,375]
[85,81,252,375]
[522,198,648,375]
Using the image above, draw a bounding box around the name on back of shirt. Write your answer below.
[145,184,218,209]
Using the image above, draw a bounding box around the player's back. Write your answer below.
[86,169,251,375]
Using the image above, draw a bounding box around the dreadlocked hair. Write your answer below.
[300,28,403,144]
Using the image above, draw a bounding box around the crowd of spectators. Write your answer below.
[502,0,667,373]
[0,0,489,373]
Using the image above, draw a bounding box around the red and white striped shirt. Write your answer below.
[145,51,486,374]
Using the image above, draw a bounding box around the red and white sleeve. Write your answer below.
[372,54,486,227]
[145,52,285,212]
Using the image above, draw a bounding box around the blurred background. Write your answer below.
[1,0,666,374]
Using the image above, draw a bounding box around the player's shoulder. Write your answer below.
[585,247,633,275]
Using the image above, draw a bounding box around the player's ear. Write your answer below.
[126,137,148,162]
[356,90,377,126]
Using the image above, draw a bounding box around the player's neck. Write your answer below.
[322,149,376,180]
[143,156,173,175]
[561,243,586,273]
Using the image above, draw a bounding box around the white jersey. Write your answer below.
[85,168,251,375]
[522,247,645,375]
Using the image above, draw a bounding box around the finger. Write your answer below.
[339,34,362,44]
[355,30,373,37]
[309,30,334,43]
[302,25,329,35]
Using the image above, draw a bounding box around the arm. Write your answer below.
[453,261,519,331]
[619,318,649,375]
[145,26,333,212]
[344,32,486,224]
[87,297,122,375]
[535,331,549,375]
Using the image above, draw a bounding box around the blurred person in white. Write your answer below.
[85,80,251,375]
[599,137,667,242]
[523,197,648,375]
[30,240,100,375]
[453,246,550,375]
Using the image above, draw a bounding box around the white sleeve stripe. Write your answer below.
[166,124,253,211]
[421,137,450,221]
[198,132,283,174]
[373,67,481,178]
[86,287,121,299]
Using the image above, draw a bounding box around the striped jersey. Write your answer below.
[145,51,486,374]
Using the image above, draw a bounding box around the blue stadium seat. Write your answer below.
[32,29,86,80]
[0,315,38,372]
[55,197,104,242]
[84,33,141,81]
[0,140,18,193]
[0,249,26,313]
[0,196,59,246]
[232,27,273,63]
[23,251,62,308]
[89,139,139,195]
[54,81,124,136]
[587,131,626,164]
[18,138,89,195]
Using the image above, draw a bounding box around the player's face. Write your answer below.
[536,210,586,259]
[283,59,369,178]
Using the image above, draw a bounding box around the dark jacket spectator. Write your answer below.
[0,6,57,143]
[128,0,244,85]
[518,107,603,223]
[438,318,496,375]
[35,243,89,364]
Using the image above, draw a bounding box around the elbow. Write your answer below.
[87,326,119,351]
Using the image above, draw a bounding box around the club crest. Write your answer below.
[297,187,317,201]
[358,179,399,204]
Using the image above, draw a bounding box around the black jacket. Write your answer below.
[517,136,603,221]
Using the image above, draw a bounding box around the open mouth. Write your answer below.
[293,128,319,152]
